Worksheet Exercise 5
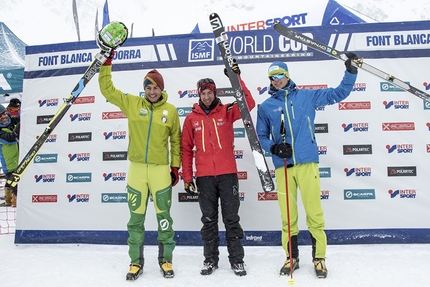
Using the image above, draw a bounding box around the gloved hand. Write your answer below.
[270,143,293,159]
[344,52,358,74]
[224,58,241,78]
[170,167,179,187]
[184,181,197,195]
[103,50,115,66]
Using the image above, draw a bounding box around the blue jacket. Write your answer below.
[256,70,357,169]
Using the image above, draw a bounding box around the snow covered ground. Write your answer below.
[0,226,428,287]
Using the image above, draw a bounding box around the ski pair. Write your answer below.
[272,22,430,103]
[5,22,128,188]
[209,13,275,192]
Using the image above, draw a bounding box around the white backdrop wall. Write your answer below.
[15,20,430,245]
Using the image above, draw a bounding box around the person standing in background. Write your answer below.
[181,60,255,277]
[256,53,358,279]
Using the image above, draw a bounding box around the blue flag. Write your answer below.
[102,0,110,27]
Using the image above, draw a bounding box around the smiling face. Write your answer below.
[199,88,215,107]
[144,84,162,103]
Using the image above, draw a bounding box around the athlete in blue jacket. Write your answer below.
[256,54,358,279]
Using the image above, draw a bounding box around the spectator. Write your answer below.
[6,98,21,119]
[181,60,255,277]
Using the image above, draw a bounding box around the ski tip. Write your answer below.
[209,12,219,20]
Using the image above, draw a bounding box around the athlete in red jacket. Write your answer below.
[181,62,255,277]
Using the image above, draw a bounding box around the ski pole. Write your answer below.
[281,112,294,286]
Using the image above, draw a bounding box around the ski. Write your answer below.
[273,22,430,103]
[209,13,275,192]
[5,22,128,188]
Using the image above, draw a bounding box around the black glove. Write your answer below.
[270,143,292,159]
[224,59,241,78]
[184,181,197,195]
[344,52,358,74]
[170,167,179,187]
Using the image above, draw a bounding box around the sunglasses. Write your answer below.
[269,74,286,81]
[197,78,215,86]
[0,111,7,116]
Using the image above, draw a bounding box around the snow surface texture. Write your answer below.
[0,232,427,287]
[1,0,430,45]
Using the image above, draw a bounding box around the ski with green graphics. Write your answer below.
[273,21,430,103]
[209,13,275,192]
[5,22,128,188]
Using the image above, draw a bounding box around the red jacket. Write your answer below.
[181,78,255,182]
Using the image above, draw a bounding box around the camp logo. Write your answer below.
[103,172,127,181]
[103,131,126,140]
[34,174,56,183]
[32,195,58,203]
[68,153,90,162]
[382,122,415,131]
[344,167,372,177]
[387,166,417,177]
[70,112,91,122]
[38,98,59,107]
[383,100,410,109]
[189,39,214,62]
[388,189,417,199]
[386,144,413,153]
[338,101,371,110]
[342,123,369,132]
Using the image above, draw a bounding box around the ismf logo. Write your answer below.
[342,123,369,132]
[36,134,57,143]
[34,174,56,183]
[352,83,366,92]
[344,167,372,177]
[70,113,92,122]
[234,150,244,159]
[318,146,327,155]
[178,89,199,98]
[67,194,90,202]
[68,153,90,162]
[339,101,371,110]
[189,39,214,62]
[382,122,415,131]
[386,144,413,153]
[104,131,126,140]
[38,98,59,107]
[388,189,417,199]
[387,166,417,177]
[258,192,278,201]
[237,171,247,180]
[321,190,329,200]
[383,100,410,109]
[103,172,127,181]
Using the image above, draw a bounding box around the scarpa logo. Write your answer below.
[319,167,331,178]
[66,172,92,183]
[380,82,409,92]
[189,39,214,62]
[177,107,192,117]
[234,128,245,138]
[101,193,127,203]
[344,189,375,200]
[34,154,58,163]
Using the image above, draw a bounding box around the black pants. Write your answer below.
[196,173,244,265]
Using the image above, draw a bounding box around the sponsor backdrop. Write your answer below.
[15,19,430,245]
